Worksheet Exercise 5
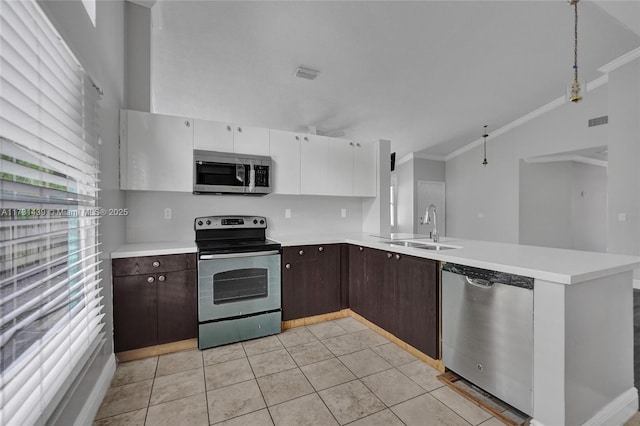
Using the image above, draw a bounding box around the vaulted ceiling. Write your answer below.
[148,1,639,159]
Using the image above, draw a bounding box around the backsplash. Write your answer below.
[124,191,365,243]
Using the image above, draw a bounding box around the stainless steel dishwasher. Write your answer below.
[441,263,534,415]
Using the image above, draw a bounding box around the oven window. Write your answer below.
[196,162,247,187]
[213,268,268,304]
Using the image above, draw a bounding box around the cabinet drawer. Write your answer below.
[283,244,336,263]
[112,253,196,276]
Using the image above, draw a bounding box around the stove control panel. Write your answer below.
[194,215,267,230]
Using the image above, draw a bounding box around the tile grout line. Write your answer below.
[240,339,274,425]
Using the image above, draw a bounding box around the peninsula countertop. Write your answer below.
[270,232,640,285]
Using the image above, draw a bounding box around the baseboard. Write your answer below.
[633,279,640,290]
[581,387,638,426]
[73,353,116,426]
[116,338,197,362]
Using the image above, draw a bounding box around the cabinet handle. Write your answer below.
[387,253,392,259]
[318,246,324,252]
[298,249,304,256]
[349,142,354,146]
[147,276,155,283]
[359,247,364,251]
[184,120,191,127]
[158,275,166,282]
[237,127,242,133]
[285,263,291,269]
[152,261,160,268]
[226,125,232,132]
[356,143,361,147]
[303,136,309,141]
[295,135,300,141]
[395,254,401,260]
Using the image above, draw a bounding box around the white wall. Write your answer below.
[125,192,365,242]
[446,85,609,243]
[519,161,607,251]
[36,0,125,424]
[519,161,574,249]
[571,162,607,252]
[607,58,640,261]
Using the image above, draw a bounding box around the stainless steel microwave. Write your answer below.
[193,150,272,195]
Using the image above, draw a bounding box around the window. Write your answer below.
[0,1,104,424]
[390,185,395,227]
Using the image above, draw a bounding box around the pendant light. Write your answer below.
[482,125,489,166]
[567,0,585,103]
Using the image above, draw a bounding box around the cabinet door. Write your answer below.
[193,119,234,152]
[281,245,341,320]
[269,129,301,194]
[353,141,377,196]
[157,269,198,345]
[327,138,354,196]
[282,246,317,321]
[368,249,398,334]
[233,124,269,156]
[396,255,439,359]
[120,110,193,191]
[348,245,366,316]
[300,135,328,195]
[314,244,341,315]
[113,275,158,352]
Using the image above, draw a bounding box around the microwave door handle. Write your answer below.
[248,163,255,192]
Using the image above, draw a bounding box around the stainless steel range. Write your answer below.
[195,215,281,349]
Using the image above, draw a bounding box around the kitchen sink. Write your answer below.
[377,240,459,251]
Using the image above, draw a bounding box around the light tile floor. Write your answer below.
[92,317,612,425]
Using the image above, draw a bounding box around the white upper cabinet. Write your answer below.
[353,141,377,196]
[120,110,193,192]
[327,138,354,196]
[193,119,269,156]
[269,129,301,194]
[233,125,269,156]
[193,119,233,152]
[300,134,329,195]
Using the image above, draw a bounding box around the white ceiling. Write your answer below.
[149,1,639,160]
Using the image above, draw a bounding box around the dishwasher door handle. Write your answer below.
[465,277,493,288]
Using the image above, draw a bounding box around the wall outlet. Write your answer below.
[285,208,291,219]
[618,213,627,222]
[341,208,347,218]
[477,212,485,219]
[164,208,172,220]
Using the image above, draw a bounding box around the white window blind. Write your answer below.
[0,1,104,425]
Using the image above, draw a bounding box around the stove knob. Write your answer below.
[259,219,265,225]
[206,220,211,225]
[197,221,203,226]
[253,219,258,224]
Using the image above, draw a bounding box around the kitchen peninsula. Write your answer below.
[111,234,639,426]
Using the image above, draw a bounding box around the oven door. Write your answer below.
[198,250,281,321]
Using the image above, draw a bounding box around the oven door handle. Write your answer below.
[199,250,280,260]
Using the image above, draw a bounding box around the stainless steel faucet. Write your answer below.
[425,204,439,243]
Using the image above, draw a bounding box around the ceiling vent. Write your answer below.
[588,116,608,127]
[295,66,319,80]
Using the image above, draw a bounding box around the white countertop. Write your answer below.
[270,232,640,285]
[111,241,197,259]
[110,234,639,285]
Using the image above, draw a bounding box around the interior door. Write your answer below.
[417,180,445,237]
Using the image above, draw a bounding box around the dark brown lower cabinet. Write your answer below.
[348,246,440,360]
[112,254,197,352]
[395,254,439,359]
[282,244,341,320]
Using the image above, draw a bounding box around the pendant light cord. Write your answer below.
[573,1,579,83]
